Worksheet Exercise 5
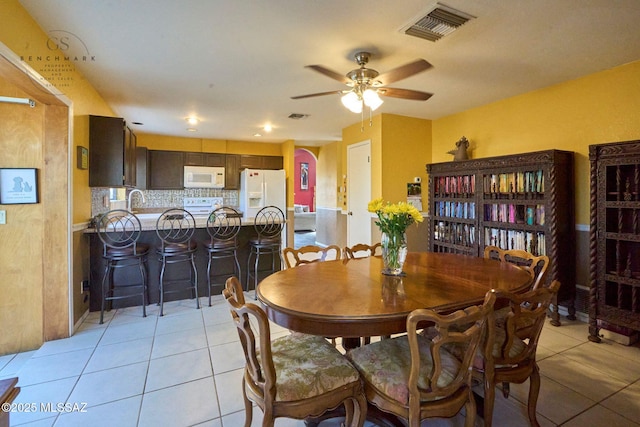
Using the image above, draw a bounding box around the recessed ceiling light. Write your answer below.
[288,113,308,120]
[186,116,199,125]
[187,128,197,132]
[263,124,273,132]
[254,133,262,137]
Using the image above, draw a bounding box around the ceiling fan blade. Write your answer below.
[378,87,433,101]
[305,65,351,84]
[376,59,432,85]
[291,90,345,100]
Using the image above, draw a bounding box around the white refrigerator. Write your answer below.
[239,169,286,219]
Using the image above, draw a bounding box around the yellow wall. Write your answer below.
[381,114,432,203]
[0,0,115,224]
[136,133,287,156]
[432,60,640,225]
[342,115,382,198]
[316,142,340,208]
[341,113,432,204]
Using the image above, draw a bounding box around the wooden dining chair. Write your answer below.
[348,291,496,427]
[484,246,551,334]
[282,244,342,269]
[223,277,367,427]
[476,280,561,427]
[344,242,382,259]
[483,246,549,290]
[343,242,383,344]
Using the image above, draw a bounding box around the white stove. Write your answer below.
[183,197,223,217]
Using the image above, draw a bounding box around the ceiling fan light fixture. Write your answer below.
[363,89,383,111]
[341,91,362,113]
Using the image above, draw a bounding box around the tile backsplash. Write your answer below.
[91,188,239,218]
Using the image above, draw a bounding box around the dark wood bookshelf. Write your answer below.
[427,149,576,325]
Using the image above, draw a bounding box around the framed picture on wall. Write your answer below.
[0,168,39,204]
[300,162,309,190]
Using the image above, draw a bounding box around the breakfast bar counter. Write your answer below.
[85,219,282,312]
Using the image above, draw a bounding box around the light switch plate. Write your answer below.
[0,210,5,224]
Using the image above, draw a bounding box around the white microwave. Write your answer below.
[184,166,225,188]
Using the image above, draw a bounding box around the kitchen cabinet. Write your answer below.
[426,149,576,325]
[125,126,137,186]
[225,154,240,189]
[135,147,148,190]
[184,152,225,167]
[240,154,283,170]
[149,150,184,189]
[588,140,640,342]
[89,115,136,187]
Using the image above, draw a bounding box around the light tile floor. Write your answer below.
[1,295,639,427]
[293,231,316,248]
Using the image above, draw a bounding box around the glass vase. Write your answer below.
[381,231,408,276]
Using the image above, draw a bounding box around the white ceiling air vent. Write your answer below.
[288,113,308,120]
[402,3,475,42]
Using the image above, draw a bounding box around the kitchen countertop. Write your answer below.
[84,213,284,233]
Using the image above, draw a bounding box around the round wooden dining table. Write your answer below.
[256,251,532,340]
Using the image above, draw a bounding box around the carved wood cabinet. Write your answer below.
[426,150,576,325]
[589,140,640,342]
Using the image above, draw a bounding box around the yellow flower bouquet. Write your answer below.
[368,198,423,275]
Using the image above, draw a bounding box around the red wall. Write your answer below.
[294,149,316,211]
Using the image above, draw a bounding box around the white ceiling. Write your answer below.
[19,0,640,145]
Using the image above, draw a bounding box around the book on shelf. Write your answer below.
[484,228,546,255]
[483,203,545,225]
[483,170,545,194]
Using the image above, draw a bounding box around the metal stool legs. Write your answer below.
[100,255,148,324]
[207,250,241,306]
[246,245,281,299]
[158,251,199,316]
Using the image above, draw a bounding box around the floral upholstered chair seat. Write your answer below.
[421,313,527,370]
[268,332,361,401]
[348,334,459,405]
[347,293,495,427]
[223,277,366,427]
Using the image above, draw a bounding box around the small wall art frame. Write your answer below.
[77,146,88,169]
[300,162,309,190]
[0,168,39,204]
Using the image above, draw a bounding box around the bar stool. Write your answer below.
[204,206,242,306]
[246,205,285,298]
[155,208,199,316]
[96,210,149,324]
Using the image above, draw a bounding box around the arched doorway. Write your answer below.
[293,149,317,248]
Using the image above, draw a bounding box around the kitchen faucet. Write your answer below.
[127,189,145,213]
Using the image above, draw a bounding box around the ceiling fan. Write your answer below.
[291,51,433,113]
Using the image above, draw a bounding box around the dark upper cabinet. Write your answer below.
[149,150,184,189]
[135,147,148,190]
[89,115,136,187]
[144,151,282,190]
[125,127,137,186]
[225,154,240,189]
[184,152,226,167]
[240,155,283,170]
